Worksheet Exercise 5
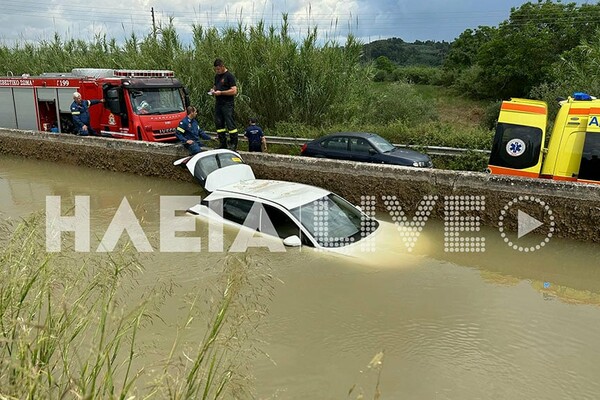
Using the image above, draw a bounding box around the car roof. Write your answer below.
[214,179,331,210]
[177,149,333,209]
[319,132,381,139]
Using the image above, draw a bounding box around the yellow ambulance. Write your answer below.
[488,93,600,184]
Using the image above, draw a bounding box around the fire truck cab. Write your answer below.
[488,93,600,184]
[0,68,189,142]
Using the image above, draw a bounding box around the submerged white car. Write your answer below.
[175,149,380,250]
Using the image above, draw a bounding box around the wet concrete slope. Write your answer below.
[2,129,599,242]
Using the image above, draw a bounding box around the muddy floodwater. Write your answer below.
[2,155,600,399]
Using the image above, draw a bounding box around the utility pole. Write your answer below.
[151,7,156,39]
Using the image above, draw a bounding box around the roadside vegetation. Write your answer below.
[0,18,491,171]
[0,216,270,399]
[441,1,600,106]
[2,1,599,172]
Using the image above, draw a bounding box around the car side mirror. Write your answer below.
[283,235,302,247]
[368,148,377,155]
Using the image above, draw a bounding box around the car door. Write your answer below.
[220,197,314,246]
[349,137,376,163]
[320,136,349,160]
[262,204,314,246]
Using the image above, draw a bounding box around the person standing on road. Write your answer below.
[209,58,238,150]
[244,117,267,152]
[70,92,104,136]
[176,106,212,155]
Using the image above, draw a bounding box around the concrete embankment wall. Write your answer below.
[1,129,600,243]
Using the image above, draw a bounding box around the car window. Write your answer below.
[349,138,373,154]
[262,204,313,246]
[193,152,246,184]
[369,134,395,153]
[222,198,254,225]
[195,156,219,182]
[218,198,313,246]
[322,137,348,151]
[217,153,244,168]
[289,193,378,248]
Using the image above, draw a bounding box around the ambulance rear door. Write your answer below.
[488,98,547,178]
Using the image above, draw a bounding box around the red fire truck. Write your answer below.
[0,68,189,142]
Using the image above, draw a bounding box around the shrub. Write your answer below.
[392,66,444,85]
[451,65,493,99]
[481,101,502,130]
[357,82,438,126]
[432,151,489,172]
[373,70,391,82]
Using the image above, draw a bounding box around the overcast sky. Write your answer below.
[0,0,594,47]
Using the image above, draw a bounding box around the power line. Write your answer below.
[1,0,595,23]
[1,0,599,44]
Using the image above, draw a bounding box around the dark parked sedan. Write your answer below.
[300,132,433,168]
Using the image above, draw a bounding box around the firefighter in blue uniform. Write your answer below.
[244,117,267,152]
[176,106,212,155]
[70,92,104,136]
[210,59,238,150]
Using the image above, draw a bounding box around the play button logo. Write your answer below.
[498,196,556,252]
[517,210,544,238]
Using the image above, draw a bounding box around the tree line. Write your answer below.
[362,38,450,67]
[371,1,600,107]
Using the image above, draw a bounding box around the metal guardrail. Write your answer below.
[397,145,491,157]
[204,132,490,157]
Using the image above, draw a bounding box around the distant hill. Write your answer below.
[362,37,451,67]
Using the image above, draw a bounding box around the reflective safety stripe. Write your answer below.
[71,111,81,115]
[500,102,546,115]
[176,126,185,132]
[228,129,238,134]
[487,165,540,178]
[86,100,91,107]
[568,107,592,115]
[216,129,227,133]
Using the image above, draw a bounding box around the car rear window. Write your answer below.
[193,152,245,183]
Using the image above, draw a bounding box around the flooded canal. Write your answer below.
[2,155,600,399]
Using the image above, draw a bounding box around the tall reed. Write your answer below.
[0,215,150,398]
[0,216,271,399]
[0,18,373,131]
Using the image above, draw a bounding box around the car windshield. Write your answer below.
[369,134,395,153]
[129,88,185,115]
[289,193,378,248]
